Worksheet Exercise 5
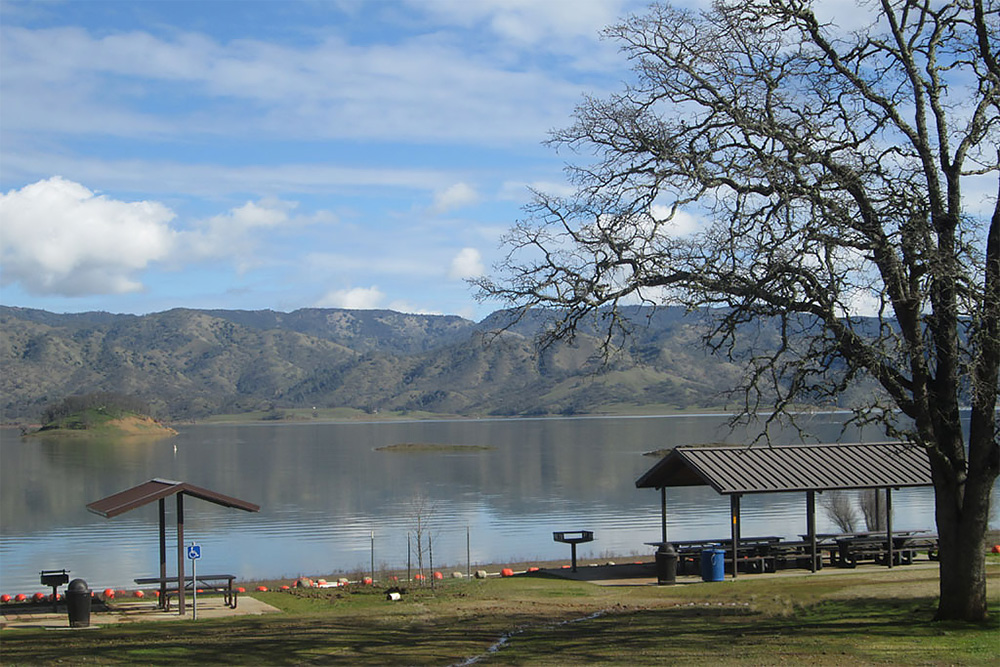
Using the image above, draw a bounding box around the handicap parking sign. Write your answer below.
[187,544,201,560]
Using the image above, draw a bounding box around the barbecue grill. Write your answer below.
[40,569,70,611]
[553,530,594,572]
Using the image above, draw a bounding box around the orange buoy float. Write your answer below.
[527,567,539,573]
[15,593,27,602]
[0,594,9,603]
[433,572,443,580]
[501,568,515,577]
[237,587,246,593]
[134,590,144,598]
[992,544,1000,554]
[256,586,268,592]
[103,588,115,599]
[32,592,46,602]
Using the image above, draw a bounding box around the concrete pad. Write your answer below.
[1,594,280,630]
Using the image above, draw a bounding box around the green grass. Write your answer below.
[2,566,997,665]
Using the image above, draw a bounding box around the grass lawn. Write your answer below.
[2,564,997,665]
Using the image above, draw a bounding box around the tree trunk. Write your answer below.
[933,464,992,621]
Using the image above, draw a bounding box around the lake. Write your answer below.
[0,413,978,594]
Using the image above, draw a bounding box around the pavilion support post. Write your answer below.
[807,491,817,572]
[660,487,668,544]
[730,494,741,580]
[176,493,185,615]
[886,488,894,568]
[158,498,167,609]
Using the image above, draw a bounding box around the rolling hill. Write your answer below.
[1,305,791,422]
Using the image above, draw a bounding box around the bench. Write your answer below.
[134,574,238,610]
[834,536,938,567]
[766,541,832,570]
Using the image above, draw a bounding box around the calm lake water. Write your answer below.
[0,413,984,594]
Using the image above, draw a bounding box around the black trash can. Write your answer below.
[655,544,678,585]
[66,578,91,628]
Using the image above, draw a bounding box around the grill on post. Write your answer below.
[40,569,70,611]
[553,531,594,572]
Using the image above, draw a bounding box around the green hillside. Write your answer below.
[0,305,861,423]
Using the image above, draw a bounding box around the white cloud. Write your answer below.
[449,247,485,280]
[181,198,296,265]
[0,177,175,296]
[0,22,591,146]
[404,0,635,50]
[431,182,479,214]
[499,179,576,202]
[315,286,385,309]
[387,300,442,315]
[650,205,705,237]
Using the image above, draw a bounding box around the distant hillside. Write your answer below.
[0,305,855,422]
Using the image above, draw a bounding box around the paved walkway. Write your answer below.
[1,594,280,630]
[536,559,940,586]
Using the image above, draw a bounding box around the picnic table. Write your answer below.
[833,534,939,567]
[646,537,784,575]
[134,574,239,610]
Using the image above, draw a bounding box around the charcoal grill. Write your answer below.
[40,569,70,611]
[553,530,594,572]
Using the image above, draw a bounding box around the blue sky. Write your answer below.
[0,0,653,321]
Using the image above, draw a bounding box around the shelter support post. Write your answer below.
[886,488,893,568]
[807,491,817,572]
[158,499,167,609]
[730,494,741,580]
[176,493,185,615]
[660,487,667,544]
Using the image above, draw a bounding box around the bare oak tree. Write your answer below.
[477,0,998,621]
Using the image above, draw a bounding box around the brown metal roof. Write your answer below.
[86,478,260,518]
[635,443,932,494]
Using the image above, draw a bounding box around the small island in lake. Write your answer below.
[376,443,493,453]
[26,392,177,439]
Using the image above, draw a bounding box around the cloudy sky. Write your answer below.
[0,0,663,320]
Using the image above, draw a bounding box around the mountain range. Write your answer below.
[1,304,821,423]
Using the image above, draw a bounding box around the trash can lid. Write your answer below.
[68,578,89,592]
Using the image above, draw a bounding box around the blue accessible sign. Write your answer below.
[187,544,201,560]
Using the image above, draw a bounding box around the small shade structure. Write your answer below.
[635,443,933,578]
[87,478,260,613]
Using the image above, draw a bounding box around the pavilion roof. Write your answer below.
[87,478,260,518]
[635,443,932,495]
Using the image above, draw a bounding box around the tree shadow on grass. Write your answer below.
[0,612,536,666]
[489,597,999,665]
[2,597,996,665]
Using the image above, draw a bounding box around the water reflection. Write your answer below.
[0,415,957,593]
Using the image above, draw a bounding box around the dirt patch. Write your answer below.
[106,415,177,436]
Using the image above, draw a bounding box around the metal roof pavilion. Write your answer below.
[635,443,934,580]
[87,478,260,518]
[87,479,259,614]
[635,443,932,494]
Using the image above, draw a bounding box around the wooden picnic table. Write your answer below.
[833,534,939,567]
[134,574,238,610]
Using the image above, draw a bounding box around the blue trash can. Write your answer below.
[700,548,726,582]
